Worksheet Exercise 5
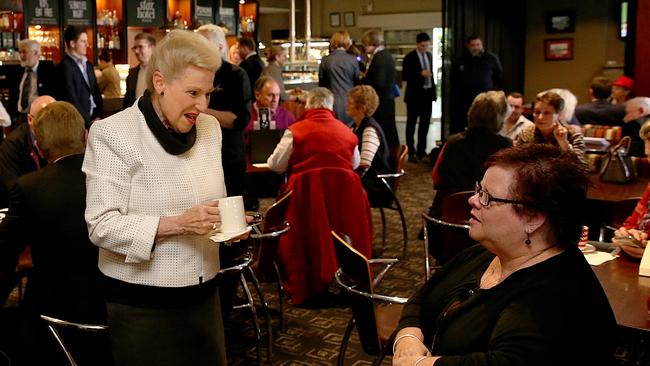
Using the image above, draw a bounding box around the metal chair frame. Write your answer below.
[421,212,470,281]
[332,231,408,366]
[39,314,108,366]
[374,145,409,258]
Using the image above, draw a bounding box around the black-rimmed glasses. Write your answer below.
[474,181,529,207]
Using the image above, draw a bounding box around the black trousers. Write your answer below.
[406,95,433,158]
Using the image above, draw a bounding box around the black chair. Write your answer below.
[332,231,408,366]
[249,190,292,332]
[422,190,475,280]
[39,315,108,366]
[218,241,272,366]
[372,145,409,258]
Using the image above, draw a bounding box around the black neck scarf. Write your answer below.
[138,90,197,155]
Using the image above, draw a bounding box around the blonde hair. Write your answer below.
[467,91,508,133]
[32,101,85,161]
[146,30,221,91]
[348,85,379,117]
[330,31,352,50]
[196,24,229,62]
[639,119,650,141]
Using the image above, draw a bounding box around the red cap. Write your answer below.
[613,75,634,90]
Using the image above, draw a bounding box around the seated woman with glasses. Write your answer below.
[514,91,586,165]
[393,144,616,366]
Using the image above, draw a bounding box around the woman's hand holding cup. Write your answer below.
[179,200,221,235]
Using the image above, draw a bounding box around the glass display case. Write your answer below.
[269,38,329,90]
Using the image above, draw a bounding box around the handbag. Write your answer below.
[599,136,636,183]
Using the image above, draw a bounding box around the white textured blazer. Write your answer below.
[83,103,226,288]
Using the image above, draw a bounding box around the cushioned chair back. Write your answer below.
[252,190,292,280]
[332,231,382,356]
[441,191,475,262]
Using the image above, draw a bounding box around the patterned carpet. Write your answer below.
[225,158,436,366]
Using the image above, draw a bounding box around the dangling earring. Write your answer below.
[525,232,532,245]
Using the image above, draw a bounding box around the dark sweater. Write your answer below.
[397,244,616,366]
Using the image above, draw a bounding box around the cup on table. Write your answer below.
[579,225,589,248]
[217,195,247,234]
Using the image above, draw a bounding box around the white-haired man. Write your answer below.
[623,97,650,157]
[16,39,55,125]
[197,24,252,197]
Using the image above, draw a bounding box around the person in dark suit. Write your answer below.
[56,25,103,128]
[0,101,110,365]
[361,29,399,148]
[237,36,265,96]
[197,25,252,197]
[15,39,55,126]
[402,32,437,161]
[123,33,156,109]
[0,95,54,210]
[575,76,625,126]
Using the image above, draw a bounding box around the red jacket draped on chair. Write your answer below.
[278,108,373,304]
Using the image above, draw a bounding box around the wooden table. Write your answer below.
[587,175,649,202]
[592,257,650,332]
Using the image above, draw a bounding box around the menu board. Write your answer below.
[63,0,92,26]
[216,0,237,36]
[24,0,60,26]
[126,0,165,27]
[194,0,214,25]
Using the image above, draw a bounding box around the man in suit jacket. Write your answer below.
[56,25,103,128]
[575,76,625,126]
[0,101,110,365]
[238,36,266,96]
[15,39,55,126]
[0,95,53,209]
[361,29,399,148]
[123,33,156,109]
[402,32,437,161]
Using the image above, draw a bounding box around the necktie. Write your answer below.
[20,68,33,111]
[420,52,432,89]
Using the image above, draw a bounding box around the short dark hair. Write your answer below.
[507,92,523,100]
[63,25,84,47]
[591,76,612,99]
[238,37,256,51]
[466,35,481,44]
[416,32,431,43]
[134,32,156,46]
[98,49,112,62]
[536,91,565,113]
[486,144,590,249]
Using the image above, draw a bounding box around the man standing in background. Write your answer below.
[455,36,502,133]
[16,39,55,126]
[238,37,265,96]
[123,33,156,109]
[402,32,437,161]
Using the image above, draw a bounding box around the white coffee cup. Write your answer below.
[217,196,247,234]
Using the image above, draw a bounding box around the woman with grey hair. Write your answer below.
[427,91,512,259]
[267,87,371,304]
[83,30,230,366]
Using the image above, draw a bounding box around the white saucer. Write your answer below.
[579,243,597,254]
[209,227,252,243]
